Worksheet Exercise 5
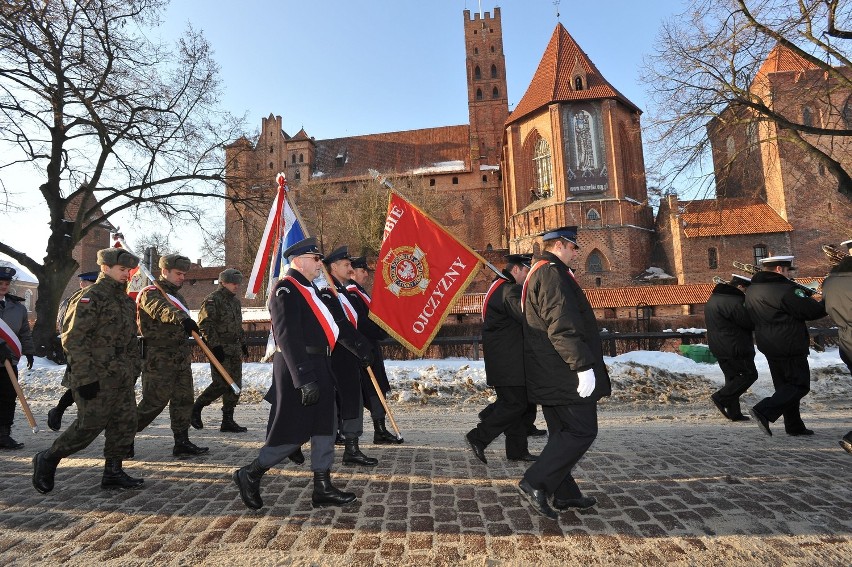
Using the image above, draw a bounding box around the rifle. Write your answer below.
[733,260,820,297]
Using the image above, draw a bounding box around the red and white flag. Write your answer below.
[0,318,22,359]
[369,192,484,356]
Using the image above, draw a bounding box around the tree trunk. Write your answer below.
[31,233,79,358]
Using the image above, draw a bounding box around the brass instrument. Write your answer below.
[712,276,727,285]
[732,261,820,297]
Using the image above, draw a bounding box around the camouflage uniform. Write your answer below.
[192,283,245,430]
[50,274,141,458]
[136,278,195,434]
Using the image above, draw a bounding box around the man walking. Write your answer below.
[233,238,356,510]
[745,255,827,436]
[822,243,852,453]
[466,253,538,464]
[0,266,35,450]
[191,268,249,433]
[707,274,757,422]
[32,248,144,493]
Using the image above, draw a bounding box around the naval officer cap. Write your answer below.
[350,256,372,271]
[219,268,243,285]
[78,271,99,282]
[505,253,532,268]
[284,237,323,260]
[159,253,192,272]
[842,238,852,251]
[323,245,351,265]
[0,266,16,280]
[730,274,752,287]
[541,226,579,247]
[759,255,796,270]
[97,247,140,268]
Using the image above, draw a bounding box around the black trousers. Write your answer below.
[522,403,597,499]
[713,357,758,418]
[0,363,18,427]
[754,356,810,433]
[469,385,531,458]
[56,389,75,412]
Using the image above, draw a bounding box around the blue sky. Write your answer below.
[4,0,689,267]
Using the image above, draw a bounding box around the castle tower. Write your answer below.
[463,8,509,169]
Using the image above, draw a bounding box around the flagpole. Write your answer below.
[368,169,504,278]
[4,360,37,432]
[112,233,241,395]
[278,174,403,441]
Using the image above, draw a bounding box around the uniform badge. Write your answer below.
[794,288,806,297]
[79,297,91,304]
[380,245,430,297]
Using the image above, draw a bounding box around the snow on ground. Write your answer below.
[14,347,851,410]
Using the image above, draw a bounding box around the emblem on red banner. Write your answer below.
[382,245,430,297]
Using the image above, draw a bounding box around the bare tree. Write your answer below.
[644,0,852,200]
[0,0,248,353]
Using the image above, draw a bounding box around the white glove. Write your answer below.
[577,368,596,398]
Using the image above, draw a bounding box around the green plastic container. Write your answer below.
[678,344,718,364]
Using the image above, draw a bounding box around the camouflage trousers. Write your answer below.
[51,385,137,460]
[195,354,242,410]
[136,347,193,434]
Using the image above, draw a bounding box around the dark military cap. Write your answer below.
[97,247,140,268]
[0,266,16,280]
[505,253,532,268]
[730,274,752,287]
[759,255,795,270]
[78,271,99,282]
[219,268,243,285]
[284,237,323,260]
[159,253,192,272]
[541,226,579,247]
[350,256,372,271]
[323,245,351,265]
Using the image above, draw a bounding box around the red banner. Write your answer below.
[369,192,484,356]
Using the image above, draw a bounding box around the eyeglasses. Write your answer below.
[299,254,322,261]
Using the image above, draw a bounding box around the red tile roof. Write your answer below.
[679,198,792,238]
[507,23,640,125]
[312,125,470,181]
[757,44,820,77]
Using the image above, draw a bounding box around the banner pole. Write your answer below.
[4,360,37,432]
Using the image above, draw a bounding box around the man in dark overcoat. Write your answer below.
[822,244,852,453]
[0,266,35,450]
[707,274,757,422]
[745,255,827,436]
[233,238,356,510]
[466,253,537,463]
[519,226,611,519]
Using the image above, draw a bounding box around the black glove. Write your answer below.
[26,354,34,369]
[0,343,12,363]
[77,381,100,400]
[356,343,374,368]
[181,318,200,336]
[241,343,249,358]
[211,345,225,363]
[299,381,320,406]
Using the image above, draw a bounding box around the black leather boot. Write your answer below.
[373,417,403,444]
[172,430,209,457]
[220,407,247,433]
[190,400,205,430]
[311,469,356,508]
[32,449,61,494]
[0,424,24,450]
[342,437,378,466]
[101,458,144,490]
[232,459,269,509]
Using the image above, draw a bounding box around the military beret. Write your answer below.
[284,237,323,260]
[350,256,372,271]
[78,271,99,282]
[219,268,243,285]
[159,253,192,272]
[96,247,140,268]
[323,245,351,265]
[541,226,579,247]
[0,266,15,280]
[505,253,532,268]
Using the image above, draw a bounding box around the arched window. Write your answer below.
[491,64,498,78]
[802,106,814,127]
[269,145,274,154]
[533,138,554,198]
[586,208,600,221]
[725,136,736,163]
[269,162,274,169]
[492,86,499,98]
[490,45,495,53]
[291,154,296,164]
[708,247,718,269]
[299,153,304,163]
[476,88,483,101]
[587,251,604,273]
[474,47,478,55]
[575,76,583,90]
[294,169,300,180]
[474,66,481,80]
[746,122,758,153]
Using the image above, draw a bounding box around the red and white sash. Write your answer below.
[285,276,339,349]
[346,283,371,306]
[521,260,576,312]
[0,317,22,358]
[481,278,508,320]
[337,290,358,326]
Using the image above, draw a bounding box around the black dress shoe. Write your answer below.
[729,414,750,422]
[518,479,557,520]
[508,452,538,462]
[786,428,814,436]
[527,426,547,437]
[552,495,597,510]
[465,431,487,464]
[334,432,346,446]
[710,396,729,419]
[748,408,772,436]
[840,436,852,454]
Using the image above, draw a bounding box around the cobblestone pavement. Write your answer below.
[0,400,850,566]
